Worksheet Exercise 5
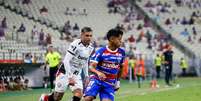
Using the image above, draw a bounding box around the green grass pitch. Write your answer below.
[0,77,201,101]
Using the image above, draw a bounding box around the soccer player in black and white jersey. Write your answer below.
[39,27,94,101]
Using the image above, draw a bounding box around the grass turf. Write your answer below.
[0,77,201,101]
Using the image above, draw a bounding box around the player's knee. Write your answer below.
[53,92,64,101]
[84,96,94,101]
[102,99,112,101]
[72,96,81,101]
[73,89,83,97]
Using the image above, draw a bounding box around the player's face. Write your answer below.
[81,32,93,45]
[111,35,123,48]
[48,46,53,52]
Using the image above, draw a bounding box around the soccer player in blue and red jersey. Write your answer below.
[84,28,125,101]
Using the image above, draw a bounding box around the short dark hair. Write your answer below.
[106,28,123,40]
[81,27,92,33]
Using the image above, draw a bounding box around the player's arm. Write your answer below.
[115,51,126,91]
[44,54,49,70]
[117,64,123,80]
[89,49,106,80]
[63,52,73,77]
[117,50,126,80]
[114,64,123,91]
[63,51,77,86]
[83,48,95,78]
[45,54,48,64]
[89,62,106,80]
[63,43,78,85]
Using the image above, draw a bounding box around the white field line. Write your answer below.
[115,83,201,99]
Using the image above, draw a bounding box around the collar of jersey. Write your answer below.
[78,39,91,47]
[106,45,118,53]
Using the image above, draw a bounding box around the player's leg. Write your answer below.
[51,92,65,101]
[99,82,115,101]
[84,79,100,101]
[165,67,169,85]
[39,73,67,101]
[183,68,186,76]
[169,64,173,80]
[49,68,54,90]
[39,90,65,101]
[158,66,161,78]
[84,96,95,101]
[156,66,160,79]
[49,66,59,91]
[53,72,68,101]
[102,99,112,101]
[71,89,82,101]
[137,75,141,88]
[69,75,83,101]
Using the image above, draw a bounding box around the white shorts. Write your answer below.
[54,73,83,93]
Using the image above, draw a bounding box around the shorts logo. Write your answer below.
[57,82,62,88]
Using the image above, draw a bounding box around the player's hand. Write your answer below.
[68,78,76,86]
[114,80,120,91]
[97,72,106,80]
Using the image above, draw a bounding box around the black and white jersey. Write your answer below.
[62,39,94,77]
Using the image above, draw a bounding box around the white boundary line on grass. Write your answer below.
[115,83,201,99]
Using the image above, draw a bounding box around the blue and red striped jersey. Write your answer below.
[90,46,125,84]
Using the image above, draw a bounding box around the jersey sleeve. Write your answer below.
[67,41,78,56]
[120,49,126,64]
[45,54,48,62]
[56,52,61,59]
[63,41,78,78]
[63,52,74,78]
[90,48,102,64]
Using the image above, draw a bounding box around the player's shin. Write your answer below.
[71,96,81,101]
[52,92,64,101]
[46,93,55,101]
[72,89,82,101]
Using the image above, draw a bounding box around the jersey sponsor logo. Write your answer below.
[109,56,122,60]
[102,53,111,56]
[101,62,119,69]
[102,52,122,56]
[78,55,88,60]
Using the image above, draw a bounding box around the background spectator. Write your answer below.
[17,23,26,32]
[1,17,7,29]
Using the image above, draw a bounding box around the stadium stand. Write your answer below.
[0,0,200,89]
[136,0,201,57]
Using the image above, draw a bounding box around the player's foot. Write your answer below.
[165,84,172,87]
[168,84,173,86]
[39,93,49,101]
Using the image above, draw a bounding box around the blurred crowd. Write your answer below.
[0,67,30,92]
